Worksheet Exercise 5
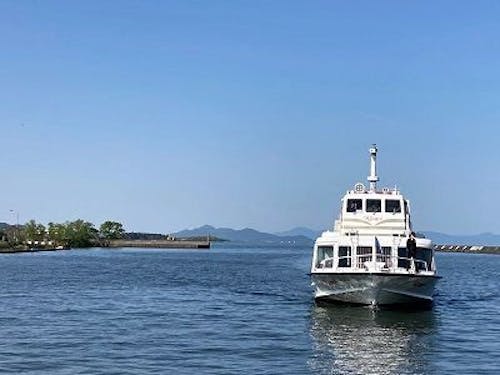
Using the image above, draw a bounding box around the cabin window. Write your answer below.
[338,246,351,267]
[385,199,401,213]
[415,247,433,271]
[316,246,333,268]
[377,246,392,255]
[398,247,409,268]
[366,199,381,212]
[356,246,372,267]
[346,199,362,212]
[398,247,432,270]
[377,246,392,267]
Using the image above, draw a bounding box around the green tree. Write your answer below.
[0,228,8,245]
[4,225,25,246]
[23,220,46,242]
[66,219,98,248]
[99,221,125,240]
[47,222,69,246]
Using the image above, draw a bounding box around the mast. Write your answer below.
[367,144,379,191]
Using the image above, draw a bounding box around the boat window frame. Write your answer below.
[397,246,433,271]
[397,247,409,269]
[415,247,433,271]
[346,199,363,213]
[356,246,372,268]
[366,199,382,213]
[316,245,334,268]
[385,199,402,213]
[338,246,351,267]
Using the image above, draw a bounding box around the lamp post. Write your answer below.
[9,209,19,243]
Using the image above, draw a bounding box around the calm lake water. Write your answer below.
[0,246,498,374]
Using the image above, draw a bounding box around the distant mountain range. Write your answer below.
[422,231,500,246]
[173,225,313,245]
[174,225,500,246]
[3,220,498,246]
[274,227,324,240]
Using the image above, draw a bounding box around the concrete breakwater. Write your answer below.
[434,245,500,254]
[0,239,210,253]
[105,239,210,249]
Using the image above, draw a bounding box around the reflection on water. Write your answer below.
[309,304,438,374]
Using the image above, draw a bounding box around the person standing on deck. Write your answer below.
[406,232,417,271]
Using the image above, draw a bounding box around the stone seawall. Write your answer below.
[434,245,500,254]
[107,239,210,249]
[0,240,210,253]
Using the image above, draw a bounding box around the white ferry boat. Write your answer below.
[310,145,440,306]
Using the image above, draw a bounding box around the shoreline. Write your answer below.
[0,239,210,254]
[1,243,499,255]
[105,239,210,249]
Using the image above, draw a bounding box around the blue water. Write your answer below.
[0,247,498,374]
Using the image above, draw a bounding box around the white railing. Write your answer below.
[317,254,429,271]
[397,257,429,271]
[318,257,334,269]
[376,253,392,267]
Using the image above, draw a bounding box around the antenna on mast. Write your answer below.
[367,144,379,191]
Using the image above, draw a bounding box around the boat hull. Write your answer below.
[311,273,439,306]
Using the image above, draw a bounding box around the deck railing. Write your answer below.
[396,257,429,271]
[317,254,429,271]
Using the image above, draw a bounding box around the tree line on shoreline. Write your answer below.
[0,220,125,249]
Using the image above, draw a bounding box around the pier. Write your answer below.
[105,239,210,249]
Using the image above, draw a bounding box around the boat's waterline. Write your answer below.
[311,273,440,305]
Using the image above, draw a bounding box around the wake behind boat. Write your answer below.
[310,145,440,306]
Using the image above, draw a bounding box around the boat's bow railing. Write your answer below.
[318,256,351,269]
[397,257,429,272]
[316,254,429,272]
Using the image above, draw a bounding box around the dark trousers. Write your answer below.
[407,249,416,269]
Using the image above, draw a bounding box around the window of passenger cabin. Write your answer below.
[385,199,401,213]
[356,246,372,268]
[346,199,362,212]
[415,247,433,271]
[338,246,351,267]
[316,246,333,267]
[366,199,381,212]
[398,247,409,268]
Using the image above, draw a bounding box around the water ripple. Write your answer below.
[0,249,498,374]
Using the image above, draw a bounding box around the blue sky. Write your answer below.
[0,1,499,234]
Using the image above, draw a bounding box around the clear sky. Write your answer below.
[1,1,499,234]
